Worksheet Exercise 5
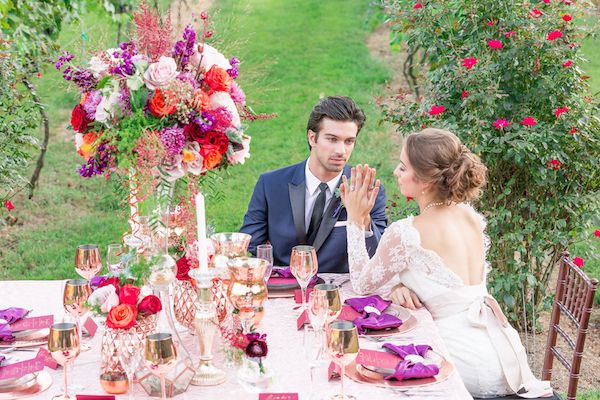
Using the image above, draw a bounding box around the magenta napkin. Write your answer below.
[353,313,403,334]
[271,267,294,278]
[382,343,431,358]
[345,295,391,314]
[0,307,28,343]
[381,343,439,381]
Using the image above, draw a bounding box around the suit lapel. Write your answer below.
[289,161,308,245]
[312,166,350,252]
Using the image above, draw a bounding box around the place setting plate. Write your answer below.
[0,329,49,349]
[359,305,417,338]
[0,371,52,399]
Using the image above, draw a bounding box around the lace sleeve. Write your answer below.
[347,221,409,295]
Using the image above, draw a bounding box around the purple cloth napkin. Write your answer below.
[345,295,391,314]
[382,343,439,381]
[270,267,294,278]
[0,307,28,324]
[383,360,440,381]
[353,313,403,334]
[0,307,28,343]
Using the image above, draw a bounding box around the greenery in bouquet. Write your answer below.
[88,274,162,329]
[382,0,599,326]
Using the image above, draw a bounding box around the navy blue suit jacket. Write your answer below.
[240,160,388,273]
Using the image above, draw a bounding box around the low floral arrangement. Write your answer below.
[223,331,269,372]
[88,276,162,329]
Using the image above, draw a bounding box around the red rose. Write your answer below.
[191,90,210,113]
[573,257,584,267]
[492,118,510,129]
[204,65,232,92]
[562,60,572,67]
[520,116,537,126]
[546,30,563,41]
[245,333,268,358]
[176,256,192,281]
[4,200,14,210]
[461,57,478,69]
[562,14,572,22]
[106,303,137,329]
[198,131,229,154]
[137,295,162,316]
[200,144,223,170]
[569,126,577,134]
[594,229,600,238]
[461,90,470,99]
[548,159,562,170]
[428,105,446,116]
[119,284,141,305]
[71,104,90,133]
[99,277,121,294]
[183,122,205,142]
[487,39,503,49]
[413,2,422,9]
[149,89,177,117]
[504,31,516,38]
[555,106,569,118]
[530,8,542,18]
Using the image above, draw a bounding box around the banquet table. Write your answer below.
[0,276,473,399]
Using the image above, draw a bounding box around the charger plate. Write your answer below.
[0,372,52,399]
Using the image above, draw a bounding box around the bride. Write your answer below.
[340,128,552,398]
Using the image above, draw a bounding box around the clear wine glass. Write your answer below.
[107,244,124,276]
[118,331,143,400]
[256,244,273,283]
[290,245,318,314]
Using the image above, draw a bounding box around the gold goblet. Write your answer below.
[144,333,178,400]
[313,283,342,323]
[327,321,359,400]
[75,244,102,280]
[63,279,92,352]
[227,257,269,333]
[48,322,81,400]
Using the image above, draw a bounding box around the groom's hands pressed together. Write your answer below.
[339,164,380,229]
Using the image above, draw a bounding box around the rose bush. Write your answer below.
[384,0,599,327]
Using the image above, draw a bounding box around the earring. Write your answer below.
[421,190,425,195]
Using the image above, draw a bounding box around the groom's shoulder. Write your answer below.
[259,160,305,183]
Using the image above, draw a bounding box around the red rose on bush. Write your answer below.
[149,89,177,117]
[138,295,162,316]
[119,284,141,305]
[204,65,232,92]
[176,256,192,281]
[106,303,137,329]
[198,131,230,154]
[71,104,90,133]
[200,144,223,170]
[4,200,14,210]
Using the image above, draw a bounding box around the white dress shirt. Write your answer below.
[304,159,342,233]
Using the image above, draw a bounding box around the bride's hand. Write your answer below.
[390,284,423,310]
[339,164,380,228]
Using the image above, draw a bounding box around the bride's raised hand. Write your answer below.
[340,164,380,228]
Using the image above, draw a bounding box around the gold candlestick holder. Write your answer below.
[189,268,226,386]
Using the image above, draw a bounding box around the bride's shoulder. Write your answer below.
[386,217,420,245]
[456,203,487,231]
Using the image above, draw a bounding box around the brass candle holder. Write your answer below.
[189,268,226,386]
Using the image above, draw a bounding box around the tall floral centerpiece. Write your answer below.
[56,2,269,246]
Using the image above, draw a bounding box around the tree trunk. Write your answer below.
[23,78,49,199]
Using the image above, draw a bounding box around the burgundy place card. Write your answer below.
[36,347,58,369]
[328,361,341,381]
[337,305,362,321]
[82,316,98,338]
[0,353,45,380]
[293,288,313,304]
[258,393,299,400]
[355,348,401,370]
[10,315,54,331]
[76,395,116,400]
[296,309,309,330]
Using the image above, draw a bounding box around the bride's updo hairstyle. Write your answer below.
[404,128,487,203]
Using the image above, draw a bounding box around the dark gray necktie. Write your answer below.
[307,182,328,243]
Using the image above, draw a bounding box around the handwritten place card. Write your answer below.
[10,315,54,332]
[76,395,116,400]
[0,353,45,380]
[258,393,298,400]
[328,361,341,381]
[355,349,400,370]
[36,347,58,370]
[296,309,309,330]
[293,288,313,304]
[337,305,361,322]
[82,316,98,338]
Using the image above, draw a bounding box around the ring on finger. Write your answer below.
[349,185,355,192]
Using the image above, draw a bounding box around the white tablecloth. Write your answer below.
[0,277,472,399]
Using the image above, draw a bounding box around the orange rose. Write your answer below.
[106,303,137,329]
[149,89,177,118]
[78,131,101,161]
[190,89,210,113]
[204,65,232,92]
[200,144,222,170]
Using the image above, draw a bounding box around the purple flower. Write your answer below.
[83,90,102,119]
[172,25,197,68]
[78,143,111,177]
[227,66,239,79]
[118,87,132,116]
[62,65,98,92]
[55,51,74,70]
[230,81,246,104]
[195,112,217,133]
[160,126,186,156]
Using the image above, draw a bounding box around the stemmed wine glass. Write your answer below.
[118,331,143,400]
[106,243,124,276]
[75,244,102,280]
[327,321,359,400]
[290,245,318,314]
[256,244,274,284]
[47,322,81,400]
[144,333,178,400]
[307,290,329,369]
[63,279,92,352]
[313,284,342,362]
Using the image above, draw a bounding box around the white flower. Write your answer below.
[191,44,231,71]
[210,91,241,128]
[74,133,84,152]
[88,56,109,78]
[95,91,121,123]
[228,134,251,165]
[88,285,120,313]
[143,56,178,90]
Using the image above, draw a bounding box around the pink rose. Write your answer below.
[88,285,120,313]
[144,56,178,90]
[227,134,251,165]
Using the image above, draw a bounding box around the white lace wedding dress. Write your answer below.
[347,204,553,398]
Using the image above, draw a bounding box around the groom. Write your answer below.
[240,96,388,273]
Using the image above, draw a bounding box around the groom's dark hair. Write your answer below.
[307,96,366,146]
